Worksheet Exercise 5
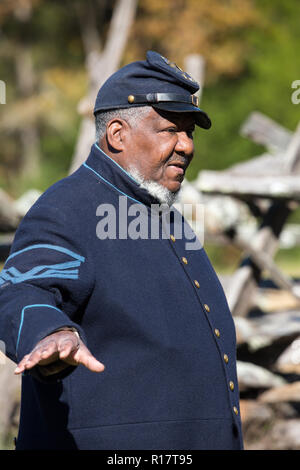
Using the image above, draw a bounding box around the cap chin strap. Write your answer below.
[127,93,199,108]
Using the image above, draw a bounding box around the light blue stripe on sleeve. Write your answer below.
[7,244,85,263]
[16,304,64,355]
[2,260,81,284]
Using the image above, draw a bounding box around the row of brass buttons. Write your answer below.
[171,234,239,416]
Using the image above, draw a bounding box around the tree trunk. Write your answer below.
[69,0,138,174]
[15,44,41,178]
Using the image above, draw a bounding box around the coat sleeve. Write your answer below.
[0,200,94,370]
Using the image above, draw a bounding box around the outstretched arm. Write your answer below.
[14,329,105,377]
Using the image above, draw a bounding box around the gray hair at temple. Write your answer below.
[95,106,152,142]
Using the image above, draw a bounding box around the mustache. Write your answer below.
[166,155,190,170]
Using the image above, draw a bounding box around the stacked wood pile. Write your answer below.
[223,278,300,450]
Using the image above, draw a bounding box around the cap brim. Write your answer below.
[152,102,211,129]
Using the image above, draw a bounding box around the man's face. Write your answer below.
[120,108,196,193]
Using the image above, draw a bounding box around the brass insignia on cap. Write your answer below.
[160,54,197,84]
[128,95,135,104]
[161,55,183,72]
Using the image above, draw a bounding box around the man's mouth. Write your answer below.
[167,161,187,176]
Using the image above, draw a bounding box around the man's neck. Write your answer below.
[96,141,179,207]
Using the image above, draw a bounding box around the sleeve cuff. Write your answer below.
[16,304,86,363]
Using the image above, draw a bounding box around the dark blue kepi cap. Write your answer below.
[94,51,211,129]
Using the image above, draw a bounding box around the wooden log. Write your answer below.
[255,288,300,313]
[240,111,292,153]
[237,361,286,391]
[227,266,258,317]
[234,310,300,350]
[259,382,300,403]
[275,336,300,374]
[262,419,300,450]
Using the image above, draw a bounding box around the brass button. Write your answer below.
[229,381,235,391]
[233,406,239,416]
[223,354,229,364]
[170,235,176,242]
[194,280,200,288]
[128,95,135,103]
[204,304,210,312]
[182,257,188,265]
[214,328,220,338]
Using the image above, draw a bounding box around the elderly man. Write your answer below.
[0,51,243,450]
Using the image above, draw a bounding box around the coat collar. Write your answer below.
[84,143,162,207]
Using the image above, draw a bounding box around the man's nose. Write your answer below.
[175,131,194,156]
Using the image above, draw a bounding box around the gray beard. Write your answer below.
[127,166,180,207]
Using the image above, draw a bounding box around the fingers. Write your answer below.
[30,338,58,366]
[58,337,79,360]
[14,330,105,375]
[14,338,59,374]
[14,354,31,375]
[64,342,105,373]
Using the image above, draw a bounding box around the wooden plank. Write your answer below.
[197,171,300,200]
[221,152,286,177]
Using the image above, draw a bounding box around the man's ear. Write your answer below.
[106,119,129,152]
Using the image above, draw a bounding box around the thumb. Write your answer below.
[67,343,105,373]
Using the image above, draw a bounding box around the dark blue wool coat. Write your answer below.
[0,144,243,450]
